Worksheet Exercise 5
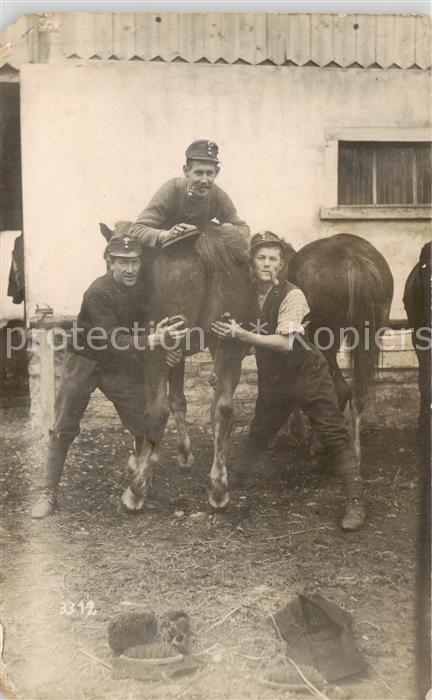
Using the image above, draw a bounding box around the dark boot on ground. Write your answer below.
[341,498,366,531]
[234,438,265,481]
[31,489,58,519]
[31,433,72,519]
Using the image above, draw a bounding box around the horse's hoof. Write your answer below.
[178,451,195,470]
[208,494,230,511]
[207,482,230,510]
[121,487,145,514]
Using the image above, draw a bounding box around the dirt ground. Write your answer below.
[0,401,426,700]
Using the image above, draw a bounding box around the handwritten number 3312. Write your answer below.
[60,600,96,616]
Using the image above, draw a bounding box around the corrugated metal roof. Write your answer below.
[1,12,431,71]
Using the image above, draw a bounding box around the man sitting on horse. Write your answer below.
[31,234,187,519]
[128,140,250,248]
[212,231,366,531]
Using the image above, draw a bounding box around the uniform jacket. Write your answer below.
[68,273,147,365]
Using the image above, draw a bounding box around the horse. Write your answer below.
[283,233,394,464]
[100,221,251,512]
[403,241,431,434]
[403,241,431,700]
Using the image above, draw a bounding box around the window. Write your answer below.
[338,141,431,206]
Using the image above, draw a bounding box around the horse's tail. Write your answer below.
[345,256,386,412]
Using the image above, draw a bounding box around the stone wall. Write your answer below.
[83,353,420,432]
[27,327,420,436]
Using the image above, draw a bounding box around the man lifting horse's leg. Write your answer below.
[31,234,186,519]
[212,231,366,531]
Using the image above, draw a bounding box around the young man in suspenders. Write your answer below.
[212,231,365,531]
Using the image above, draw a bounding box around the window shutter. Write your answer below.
[338,143,374,205]
[376,145,414,205]
[416,143,432,204]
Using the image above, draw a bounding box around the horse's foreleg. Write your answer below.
[168,357,194,469]
[208,376,234,509]
[208,348,242,509]
[121,369,169,512]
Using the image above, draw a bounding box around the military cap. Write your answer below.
[185,140,219,163]
[105,234,141,258]
[250,231,285,257]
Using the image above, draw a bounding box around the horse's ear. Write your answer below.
[278,243,296,282]
[99,223,114,241]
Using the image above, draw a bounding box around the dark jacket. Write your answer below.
[68,274,147,364]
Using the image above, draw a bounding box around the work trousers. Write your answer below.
[42,351,146,490]
[248,345,363,500]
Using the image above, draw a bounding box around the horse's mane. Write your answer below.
[194,223,249,279]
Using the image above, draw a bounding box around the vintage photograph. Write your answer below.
[0,9,431,699]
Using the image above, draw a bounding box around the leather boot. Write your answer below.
[342,498,366,531]
[42,434,72,490]
[234,438,264,481]
[31,489,57,519]
[32,434,72,518]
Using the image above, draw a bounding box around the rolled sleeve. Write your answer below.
[276,289,310,335]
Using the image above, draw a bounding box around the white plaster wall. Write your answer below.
[20,62,431,319]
